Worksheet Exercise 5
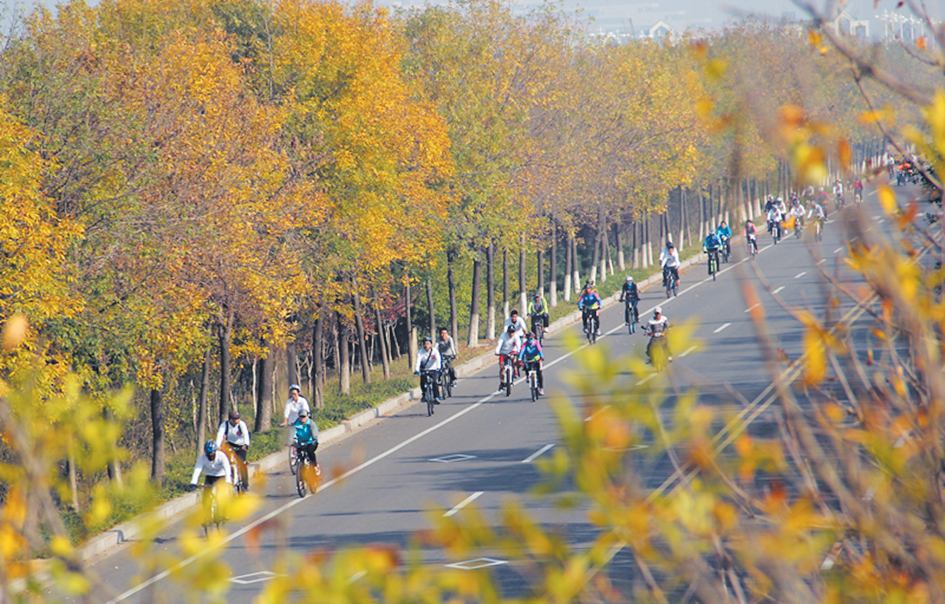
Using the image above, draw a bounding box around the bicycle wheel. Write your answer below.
[296,460,307,497]
[289,445,298,476]
[427,397,434,416]
[505,369,512,397]
[530,373,538,401]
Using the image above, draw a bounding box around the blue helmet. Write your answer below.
[204,440,217,456]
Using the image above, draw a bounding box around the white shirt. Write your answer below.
[437,336,457,358]
[660,248,680,268]
[647,315,669,336]
[190,452,232,485]
[415,346,442,372]
[808,205,825,220]
[833,183,843,195]
[767,208,782,222]
[503,316,528,338]
[284,396,311,425]
[216,419,250,448]
[495,332,522,356]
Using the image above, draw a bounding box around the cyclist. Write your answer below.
[577,284,603,336]
[292,408,320,476]
[766,203,783,240]
[527,291,550,337]
[703,230,721,273]
[504,308,528,340]
[215,409,250,490]
[808,201,826,237]
[764,195,776,213]
[660,241,681,289]
[190,440,232,491]
[494,324,523,387]
[414,336,442,403]
[745,220,758,254]
[281,384,310,428]
[789,201,805,232]
[619,275,639,326]
[832,179,844,207]
[853,177,863,202]
[716,221,733,259]
[518,331,545,396]
[645,307,670,365]
[437,328,458,387]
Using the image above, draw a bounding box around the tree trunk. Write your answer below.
[571,235,580,293]
[599,209,609,282]
[217,319,232,424]
[564,231,572,302]
[615,222,625,271]
[255,352,273,430]
[351,282,371,385]
[502,247,510,318]
[286,339,298,391]
[336,313,351,395]
[372,293,391,380]
[589,219,600,284]
[643,217,653,267]
[196,347,211,454]
[447,248,459,342]
[426,276,436,340]
[150,388,165,481]
[519,232,528,315]
[404,277,413,369]
[67,454,80,512]
[486,241,496,339]
[311,318,325,409]
[550,222,558,306]
[468,252,482,347]
[537,249,544,295]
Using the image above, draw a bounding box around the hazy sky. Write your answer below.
[4,0,936,33]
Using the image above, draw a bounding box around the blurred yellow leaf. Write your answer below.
[1,315,28,351]
[877,184,897,216]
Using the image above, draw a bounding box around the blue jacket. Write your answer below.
[578,292,602,310]
[716,224,732,240]
[518,340,544,363]
[704,233,721,251]
[292,418,319,445]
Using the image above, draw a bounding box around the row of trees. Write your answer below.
[0,0,910,503]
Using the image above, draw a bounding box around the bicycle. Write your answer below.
[582,308,599,344]
[499,354,515,397]
[662,266,679,298]
[720,237,731,263]
[529,315,545,345]
[199,482,225,537]
[440,356,455,399]
[221,443,248,494]
[288,442,299,476]
[293,441,319,498]
[769,221,782,245]
[814,217,824,242]
[707,249,719,281]
[644,327,670,372]
[420,369,438,416]
[526,360,541,401]
[793,217,803,239]
[746,234,758,258]
[624,298,639,334]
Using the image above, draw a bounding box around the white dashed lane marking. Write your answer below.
[713,323,731,334]
[773,286,785,295]
[795,271,807,279]
[444,491,483,517]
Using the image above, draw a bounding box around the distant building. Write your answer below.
[826,10,870,39]
[643,20,674,41]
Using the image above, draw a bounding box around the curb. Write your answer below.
[75,253,706,565]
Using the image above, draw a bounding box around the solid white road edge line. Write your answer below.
[713,323,731,334]
[773,286,785,295]
[679,346,697,358]
[444,491,484,517]
[521,444,555,464]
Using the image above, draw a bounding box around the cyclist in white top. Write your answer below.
[215,409,250,489]
[503,309,528,339]
[190,440,232,488]
[281,384,310,427]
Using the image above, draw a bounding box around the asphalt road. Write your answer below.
[82,186,922,603]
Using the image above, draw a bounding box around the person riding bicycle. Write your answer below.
[414,336,443,403]
[495,324,523,387]
[645,307,670,364]
[716,221,732,258]
[190,440,232,492]
[518,332,545,396]
[703,230,721,271]
[281,384,310,428]
[766,205,783,239]
[789,202,805,230]
[745,220,759,253]
[527,291,550,337]
[215,409,250,490]
[764,195,776,213]
[833,179,844,205]
[292,409,320,476]
[577,285,603,336]
[660,241,681,288]
[504,308,528,340]
[853,177,863,201]
[619,275,639,326]
[437,328,458,386]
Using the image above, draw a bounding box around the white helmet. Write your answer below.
[626,275,633,282]
[654,306,663,315]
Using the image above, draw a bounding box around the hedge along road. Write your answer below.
[91,188,907,603]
